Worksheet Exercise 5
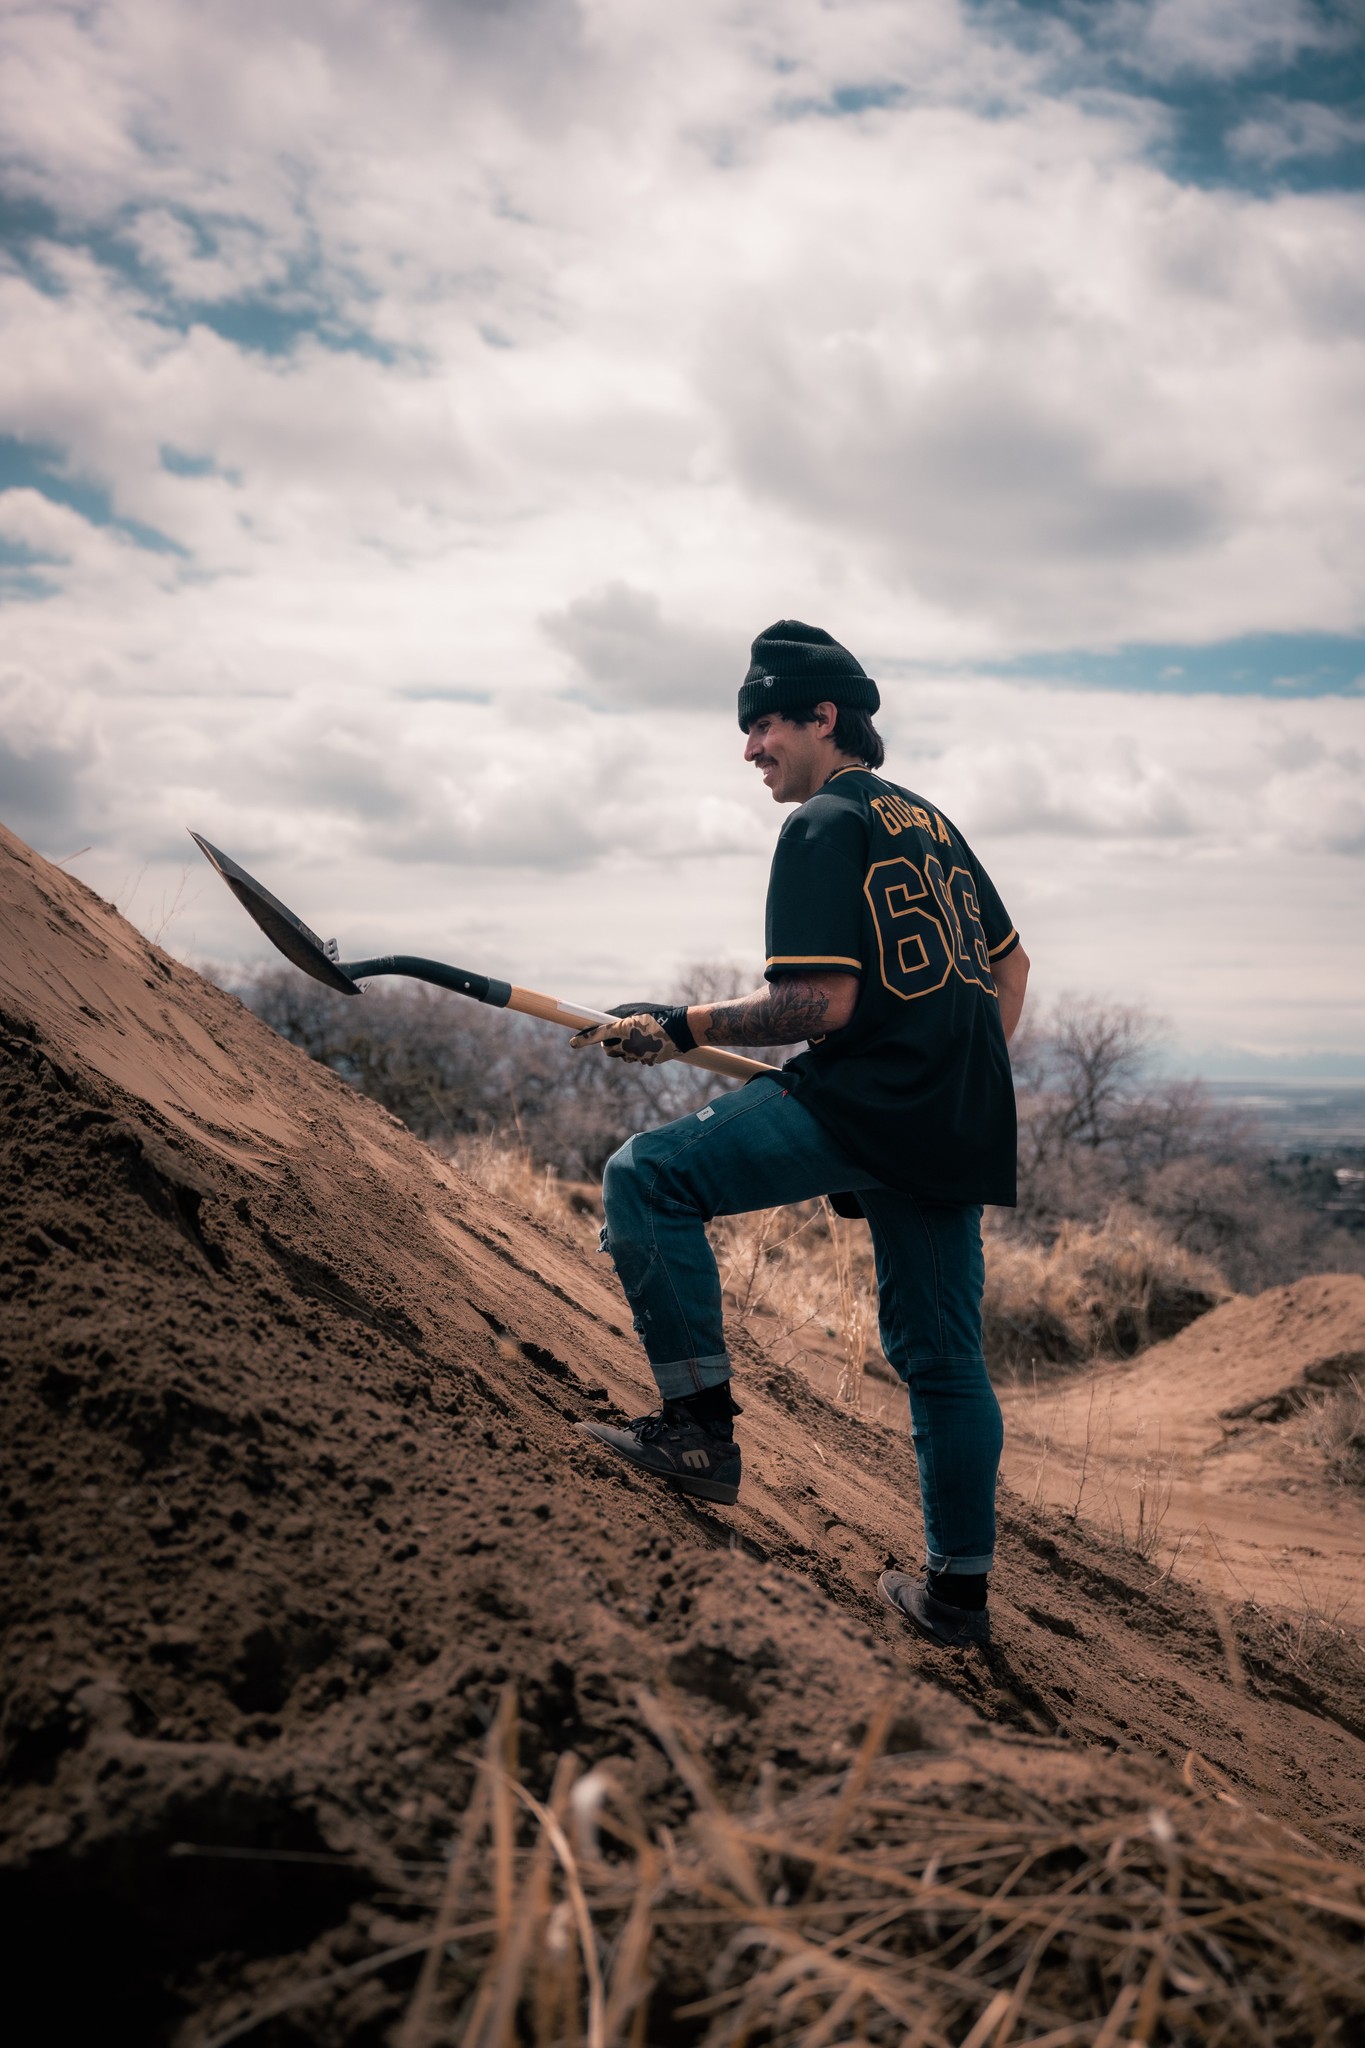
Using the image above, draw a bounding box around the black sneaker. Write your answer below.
[575,1405,742,1505]
[878,1569,991,1648]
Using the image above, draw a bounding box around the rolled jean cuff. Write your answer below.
[649,1352,732,1402]
[926,1550,994,1576]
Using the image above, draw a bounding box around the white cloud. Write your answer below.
[541,584,736,709]
[1229,100,1365,169]
[1,0,1362,1064]
[1132,0,1333,80]
[0,658,101,846]
[123,208,297,304]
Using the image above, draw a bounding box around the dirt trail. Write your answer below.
[3,817,1365,2040]
[999,1278,1365,1626]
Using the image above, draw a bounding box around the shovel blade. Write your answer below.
[189,831,360,996]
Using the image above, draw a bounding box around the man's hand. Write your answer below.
[570,1004,695,1065]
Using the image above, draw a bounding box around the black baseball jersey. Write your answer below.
[764,765,1020,1205]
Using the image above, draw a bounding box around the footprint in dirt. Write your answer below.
[811,1510,885,1583]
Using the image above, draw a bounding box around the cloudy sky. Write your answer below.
[2,0,1363,1074]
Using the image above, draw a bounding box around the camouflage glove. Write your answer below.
[569,1002,696,1065]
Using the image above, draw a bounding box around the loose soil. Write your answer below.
[3,818,1365,2043]
[998,1277,1365,1626]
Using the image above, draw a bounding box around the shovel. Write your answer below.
[190,832,776,1082]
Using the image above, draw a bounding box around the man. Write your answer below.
[571,621,1028,1648]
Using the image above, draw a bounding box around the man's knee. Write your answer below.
[604,1128,708,1226]
[601,1137,642,1231]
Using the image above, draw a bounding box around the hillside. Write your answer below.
[4,817,1365,2045]
[999,1274,1365,1620]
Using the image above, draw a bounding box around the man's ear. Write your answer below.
[814,700,839,738]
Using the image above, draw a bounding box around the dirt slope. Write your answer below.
[1027,1277,1365,1445]
[1000,1277,1365,1623]
[3,818,1365,2041]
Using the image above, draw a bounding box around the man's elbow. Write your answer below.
[812,971,859,1032]
[995,943,1029,1041]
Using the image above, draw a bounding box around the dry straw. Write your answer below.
[981,1210,1227,1378]
[1296,1376,1365,1487]
[450,1145,1228,1403]
[200,1684,1365,2048]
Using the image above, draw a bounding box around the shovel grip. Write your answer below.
[340,956,512,1005]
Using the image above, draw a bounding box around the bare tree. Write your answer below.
[1018,996,1160,1150]
[229,964,731,1180]
[231,968,1363,1293]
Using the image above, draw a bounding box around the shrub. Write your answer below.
[1012,995,1365,1290]
[232,968,1360,1307]
[1297,1378,1365,1486]
[981,1207,1228,1377]
[234,966,726,1180]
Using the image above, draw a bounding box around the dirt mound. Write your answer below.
[999,1275,1365,1623]
[4,818,1365,2042]
[1121,1277,1365,1435]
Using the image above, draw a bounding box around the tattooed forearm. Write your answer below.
[704,980,830,1046]
[692,974,857,1048]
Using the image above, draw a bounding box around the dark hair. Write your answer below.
[785,702,886,769]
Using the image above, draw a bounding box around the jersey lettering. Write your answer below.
[870,792,955,846]
[948,865,994,986]
[864,857,996,1002]
[870,793,910,836]
[863,860,954,1001]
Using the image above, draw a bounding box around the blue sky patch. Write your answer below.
[971,0,1365,193]
[0,532,56,566]
[0,531,61,600]
[778,80,908,120]
[159,446,219,479]
[164,293,397,363]
[971,632,1365,696]
[0,183,396,362]
[0,435,186,556]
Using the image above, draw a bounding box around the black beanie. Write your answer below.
[737,620,880,730]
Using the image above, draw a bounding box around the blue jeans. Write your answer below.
[600,1077,1002,1574]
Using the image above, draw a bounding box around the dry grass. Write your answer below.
[448,1144,878,1409]
[448,1146,1229,1409]
[1106,1451,1180,1565]
[712,1200,1227,1400]
[199,1686,1365,2048]
[1015,1369,1185,1573]
[714,1202,829,1330]
[448,1138,602,1252]
[708,1201,888,1413]
[822,1200,874,1409]
[1296,1378,1365,1487]
[983,1209,1228,1379]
